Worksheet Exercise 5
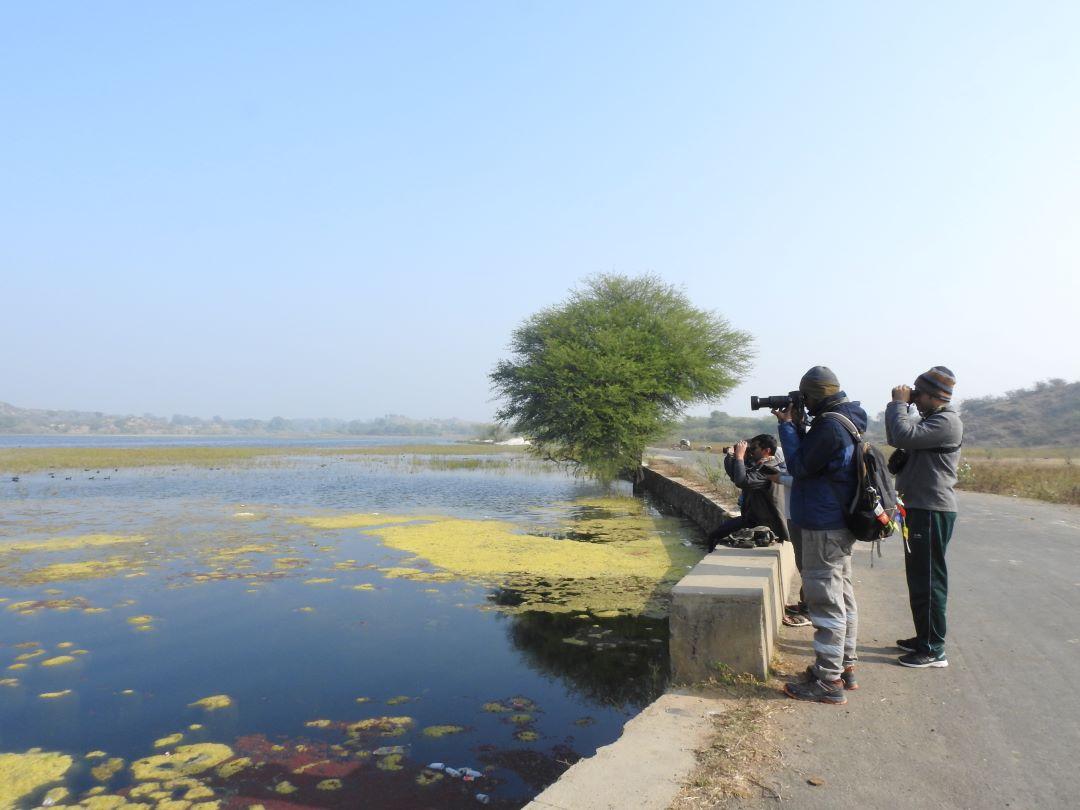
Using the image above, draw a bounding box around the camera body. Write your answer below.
[750,391,804,412]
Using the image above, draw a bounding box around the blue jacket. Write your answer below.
[778,398,867,530]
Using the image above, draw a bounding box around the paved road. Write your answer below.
[743,491,1080,808]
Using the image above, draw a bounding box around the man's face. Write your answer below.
[911,387,935,417]
[746,442,765,463]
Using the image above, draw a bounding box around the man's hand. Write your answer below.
[772,405,793,423]
[733,440,748,460]
[892,384,912,403]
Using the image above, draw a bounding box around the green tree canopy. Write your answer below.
[490,274,754,480]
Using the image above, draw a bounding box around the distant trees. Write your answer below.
[489,274,754,481]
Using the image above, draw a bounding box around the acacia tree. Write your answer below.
[489,274,754,481]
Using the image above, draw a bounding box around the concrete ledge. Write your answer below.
[524,692,720,810]
[642,463,797,681]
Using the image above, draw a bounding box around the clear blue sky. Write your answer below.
[4,2,1078,422]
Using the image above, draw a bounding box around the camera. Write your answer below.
[750,391,804,412]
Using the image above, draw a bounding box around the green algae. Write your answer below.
[352,583,376,591]
[347,716,414,737]
[376,753,404,771]
[305,719,332,728]
[514,729,540,742]
[188,695,232,711]
[422,724,465,738]
[154,733,184,748]
[482,701,512,713]
[273,781,297,794]
[303,577,335,584]
[508,713,533,725]
[416,769,444,786]
[0,749,73,808]
[1,533,148,554]
[316,779,343,790]
[39,689,72,699]
[215,757,250,778]
[294,513,440,530]
[41,655,77,667]
[91,757,125,781]
[21,558,136,584]
[131,744,234,780]
[386,695,411,705]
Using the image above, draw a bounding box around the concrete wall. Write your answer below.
[642,464,797,681]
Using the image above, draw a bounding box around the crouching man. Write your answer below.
[706,434,788,551]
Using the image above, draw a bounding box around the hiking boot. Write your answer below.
[784,676,846,705]
[782,613,811,627]
[896,638,918,652]
[841,665,858,690]
[898,651,948,668]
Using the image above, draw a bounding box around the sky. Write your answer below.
[3,2,1078,423]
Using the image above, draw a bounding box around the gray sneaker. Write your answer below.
[898,651,948,668]
[896,638,918,652]
[784,676,846,704]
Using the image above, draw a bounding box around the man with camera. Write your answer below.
[886,366,963,669]
[705,434,788,552]
[770,366,867,705]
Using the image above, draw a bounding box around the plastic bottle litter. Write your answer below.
[476,795,491,805]
[444,767,462,778]
[461,767,483,779]
[428,762,446,771]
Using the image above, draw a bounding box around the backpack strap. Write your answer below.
[820,411,861,441]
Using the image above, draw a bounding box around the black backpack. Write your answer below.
[820,412,898,543]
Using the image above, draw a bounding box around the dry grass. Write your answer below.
[956,457,1080,505]
[669,667,788,808]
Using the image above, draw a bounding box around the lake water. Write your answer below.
[0,445,704,808]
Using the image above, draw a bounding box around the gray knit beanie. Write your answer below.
[915,366,956,402]
[799,366,840,405]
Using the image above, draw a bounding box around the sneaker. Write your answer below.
[784,676,846,705]
[841,665,858,690]
[782,613,811,627]
[896,638,918,652]
[898,651,948,668]
[784,604,807,616]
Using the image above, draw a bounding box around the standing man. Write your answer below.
[886,366,963,668]
[774,366,867,704]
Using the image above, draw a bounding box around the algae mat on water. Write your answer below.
[296,496,701,615]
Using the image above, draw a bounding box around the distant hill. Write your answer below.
[957,379,1080,447]
[0,401,489,438]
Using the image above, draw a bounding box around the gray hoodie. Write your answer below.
[885,402,964,512]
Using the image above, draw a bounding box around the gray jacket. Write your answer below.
[885,402,964,512]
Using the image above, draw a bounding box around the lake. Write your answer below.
[0,442,704,808]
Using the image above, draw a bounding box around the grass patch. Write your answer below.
[0,443,522,473]
[956,457,1080,505]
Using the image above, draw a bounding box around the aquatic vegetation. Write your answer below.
[514,730,540,742]
[21,557,136,584]
[274,781,297,794]
[8,597,93,614]
[273,557,308,569]
[346,716,414,737]
[305,719,332,728]
[508,714,533,725]
[16,648,46,660]
[154,733,184,748]
[422,725,465,738]
[482,701,512,713]
[8,663,28,671]
[188,695,233,711]
[41,655,77,667]
[57,641,75,648]
[386,695,411,705]
[131,743,234,779]
[39,689,72,699]
[0,533,148,554]
[376,753,404,771]
[215,757,251,778]
[355,696,371,703]
[293,513,440,530]
[303,577,335,584]
[295,606,315,613]
[317,778,343,790]
[86,750,108,759]
[44,786,70,804]
[416,769,444,786]
[350,507,700,615]
[91,757,125,781]
[352,583,376,591]
[0,748,73,808]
